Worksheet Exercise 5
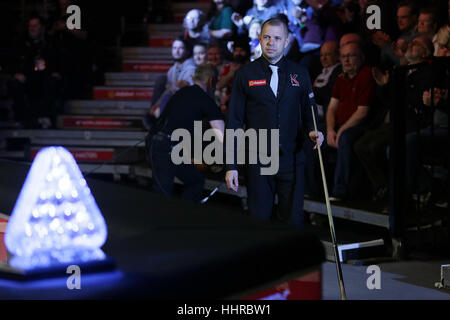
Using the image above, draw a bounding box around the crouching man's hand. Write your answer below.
[225,170,239,192]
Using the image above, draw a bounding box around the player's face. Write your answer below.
[259,24,289,64]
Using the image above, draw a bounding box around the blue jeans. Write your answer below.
[332,124,366,197]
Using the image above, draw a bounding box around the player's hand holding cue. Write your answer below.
[309,131,324,149]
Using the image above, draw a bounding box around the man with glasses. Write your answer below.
[325,43,375,201]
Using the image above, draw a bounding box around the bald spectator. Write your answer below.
[339,33,363,48]
[183,9,211,46]
[313,41,342,122]
[325,43,375,201]
[341,32,379,66]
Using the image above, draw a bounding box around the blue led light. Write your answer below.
[5,147,107,268]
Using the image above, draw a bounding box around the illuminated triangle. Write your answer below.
[5,146,107,260]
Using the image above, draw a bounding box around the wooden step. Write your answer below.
[148,36,175,47]
[122,60,172,73]
[66,100,149,109]
[0,129,147,147]
[105,79,155,87]
[93,86,153,100]
[65,100,149,116]
[171,2,210,12]
[105,72,165,81]
[122,47,171,55]
[148,24,183,33]
[57,115,144,130]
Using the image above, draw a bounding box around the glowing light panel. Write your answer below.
[5,146,107,267]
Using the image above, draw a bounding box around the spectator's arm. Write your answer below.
[326,97,339,132]
[216,64,239,89]
[336,105,369,137]
[326,97,339,148]
[210,29,233,39]
[209,119,225,144]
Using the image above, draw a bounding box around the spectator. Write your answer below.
[232,0,280,36]
[325,42,375,201]
[47,0,91,99]
[208,0,234,41]
[305,40,342,197]
[335,0,362,35]
[435,25,450,57]
[193,43,208,66]
[417,7,439,42]
[248,18,262,61]
[215,37,251,112]
[340,31,381,66]
[404,35,446,200]
[370,1,419,68]
[354,35,435,203]
[183,9,211,46]
[207,42,228,76]
[148,64,225,203]
[339,32,362,48]
[313,41,342,122]
[290,0,339,71]
[150,38,196,117]
[9,15,62,128]
[396,1,418,42]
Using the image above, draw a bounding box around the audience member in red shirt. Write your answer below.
[325,42,376,200]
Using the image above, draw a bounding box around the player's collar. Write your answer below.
[259,55,287,73]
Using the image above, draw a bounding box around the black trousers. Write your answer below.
[9,74,62,127]
[149,134,205,202]
[353,123,390,194]
[245,162,306,228]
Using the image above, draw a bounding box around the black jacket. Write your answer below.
[227,56,317,171]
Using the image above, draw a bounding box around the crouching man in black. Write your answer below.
[147,64,225,202]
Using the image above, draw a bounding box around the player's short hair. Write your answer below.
[261,16,289,37]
